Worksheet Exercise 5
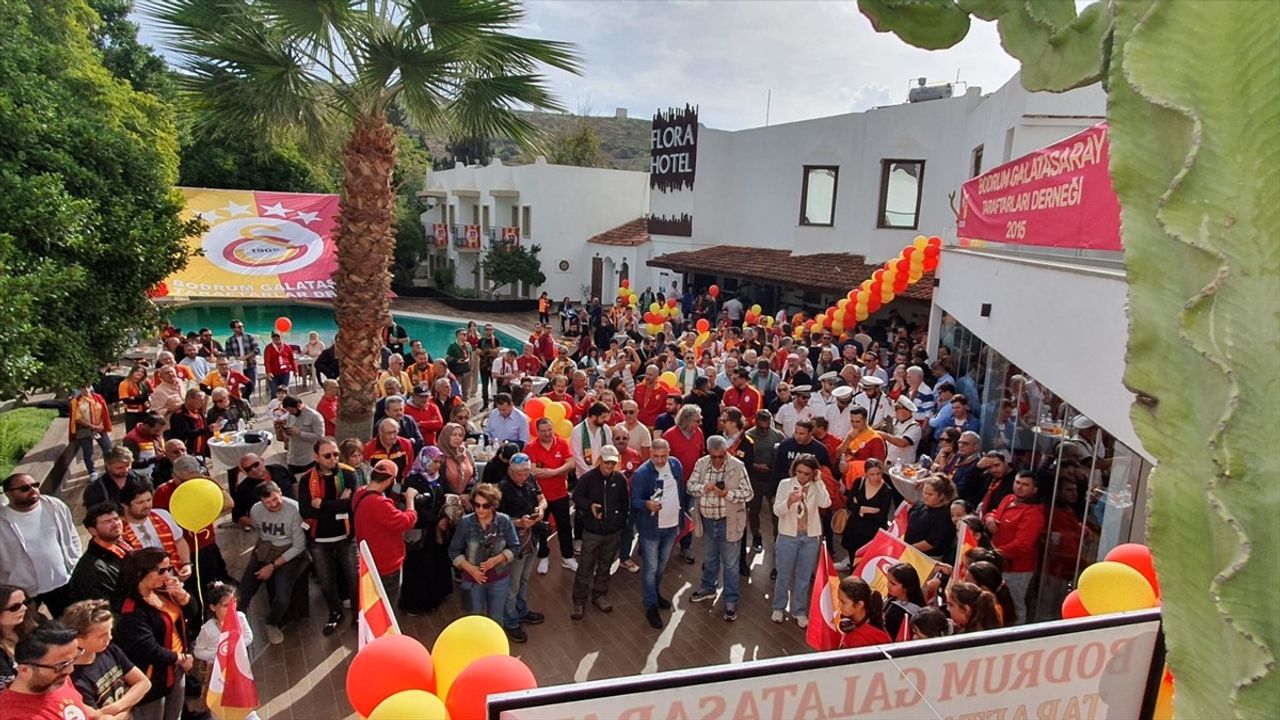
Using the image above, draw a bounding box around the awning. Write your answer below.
[648,245,934,299]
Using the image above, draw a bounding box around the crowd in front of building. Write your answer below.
[0,289,1114,718]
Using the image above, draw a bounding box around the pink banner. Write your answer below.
[958,123,1121,251]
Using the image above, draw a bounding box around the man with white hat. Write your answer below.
[779,353,811,388]
[878,396,923,466]
[814,371,840,411]
[774,385,817,439]
[852,376,892,430]
[827,385,855,439]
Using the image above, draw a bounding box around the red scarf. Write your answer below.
[122,512,182,568]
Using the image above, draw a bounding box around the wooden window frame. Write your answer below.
[876,159,926,230]
[799,165,840,227]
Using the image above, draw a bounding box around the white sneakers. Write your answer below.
[796,616,809,629]
[561,557,580,572]
[537,557,550,575]
[771,610,784,623]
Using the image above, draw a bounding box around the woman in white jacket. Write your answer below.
[770,454,830,626]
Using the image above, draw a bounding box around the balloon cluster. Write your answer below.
[642,297,680,336]
[1061,543,1160,619]
[523,396,575,438]
[792,235,941,340]
[742,303,774,329]
[346,616,537,719]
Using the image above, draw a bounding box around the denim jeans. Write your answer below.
[77,432,113,476]
[679,494,694,551]
[503,551,536,629]
[466,575,512,624]
[241,365,257,401]
[238,555,304,627]
[309,540,357,614]
[772,533,820,615]
[697,517,740,605]
[640,527,678,610]
[269,373,292,396]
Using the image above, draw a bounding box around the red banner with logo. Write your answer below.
[162,188,340,299]
[957,123,1121,251]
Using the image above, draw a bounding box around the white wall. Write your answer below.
[932,247,1150,460]
[422,158,649,300]
[654,74,1107,266]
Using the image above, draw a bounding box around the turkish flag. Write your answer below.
[805,544,842,652]
[206,596,259,719]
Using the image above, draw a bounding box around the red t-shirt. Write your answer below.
[663,426,705,482]
[404,401,444,446]
[352,487,418,573]
[516,355,543,377]
[316,394,337,436]
[840,620,892,649]
[525,436,572,501]
[0,678,91,720]
[153,480,217,550]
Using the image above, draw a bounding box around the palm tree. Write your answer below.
[150,0,579,436]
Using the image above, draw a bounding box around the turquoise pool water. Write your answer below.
[167,302,521,357]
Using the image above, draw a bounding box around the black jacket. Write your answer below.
[572,467,630,535]
[68,541,126,605]
[118,594,188,703]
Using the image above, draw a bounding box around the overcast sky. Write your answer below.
[136,0,1023,131]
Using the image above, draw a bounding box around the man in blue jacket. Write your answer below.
[629,438,686,629]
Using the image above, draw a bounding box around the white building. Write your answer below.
[418,157,648,302]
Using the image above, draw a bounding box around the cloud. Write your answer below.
[848,84,894,112]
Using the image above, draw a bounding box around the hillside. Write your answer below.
[422,110,652,172]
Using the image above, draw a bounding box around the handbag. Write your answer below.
[831,508,851,535]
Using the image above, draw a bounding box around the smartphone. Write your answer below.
[715,479,726,490]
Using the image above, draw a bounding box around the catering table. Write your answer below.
[208,429,274,470]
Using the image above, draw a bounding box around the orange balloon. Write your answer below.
[696,319,709,333]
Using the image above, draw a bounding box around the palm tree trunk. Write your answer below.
[333,113,397,439]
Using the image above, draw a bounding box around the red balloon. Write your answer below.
[1061,590,1090,619]
[843,308,856,325]
[924,246,941,259]
[445,655,537,720]
[274,316,292,334]
[927,235,942,248]
[346,635,435,717]
[896,259,910,275]
[803,319,815,331]
[1105,544,1160,597]
[872,269,885,283]
[902,247,916,260]
[867,295,881,313]
[923,256,939,271]
[524,399,546,420]
[696,318,710,333]
[893,276,909,292]
[667,297,677,308]
[558,400,574,419]
[620,279,630,289]
[708,284,720,298]
[869,280,883,296]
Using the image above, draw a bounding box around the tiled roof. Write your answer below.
[648,245,935,300]
[588,218,650,247]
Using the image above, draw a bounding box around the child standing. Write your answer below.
[268,385,290,449]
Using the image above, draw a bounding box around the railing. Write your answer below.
[487,226,521,250]
[452,224,482,251]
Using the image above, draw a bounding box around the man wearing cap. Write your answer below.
[497,453,547,642]
[852,375,892,430]
[814,371,840,411]
[570,445,630,619]
[486,392,530,448]
[879,396,923,466]
[722,368,762,420]
[353,460,419,608]
[774,385,816,439]
[687,435,753,621]
[827,385,856,440]
[405,383,445,447]
[779,353,811,388]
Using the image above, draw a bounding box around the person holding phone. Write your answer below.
[496,455,547,643]
[686,435,753,622]
[569,446,630,620]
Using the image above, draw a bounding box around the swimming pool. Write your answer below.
[166,302,522,357]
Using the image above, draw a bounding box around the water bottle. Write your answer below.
[237,419,246,433]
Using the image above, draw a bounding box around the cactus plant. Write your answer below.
[858,1,1279,717]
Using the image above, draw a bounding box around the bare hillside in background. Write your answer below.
[423,110,652,171]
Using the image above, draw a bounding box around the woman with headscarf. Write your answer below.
[400,446,455,615]
[437,422,477,510]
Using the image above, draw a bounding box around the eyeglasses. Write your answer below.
[153,566,177,576]
[3,599,27,613]
[4,482,38,494]
[23,647,83,673]
[474,502,492,509]
[320,453,338,459]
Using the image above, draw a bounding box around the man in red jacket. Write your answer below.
[264,331,297,396]
[632,365,667,429]
[352,460,418,606]
[983,470,1046,625]
[722,368,762,421]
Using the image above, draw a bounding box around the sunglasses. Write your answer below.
[3,599,28,613]
[24,647,83,673]
[474,501,493,509]
[320,453,339,459]
[4,482,38,494]
[240,461,262,472]
[153,566,177,576]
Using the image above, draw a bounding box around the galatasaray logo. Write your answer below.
[204,217,326,276]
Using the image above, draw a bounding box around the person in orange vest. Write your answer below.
[69,384,113,480]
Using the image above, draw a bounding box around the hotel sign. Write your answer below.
[649,104,697,237]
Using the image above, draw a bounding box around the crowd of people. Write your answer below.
[0,292,1114,718]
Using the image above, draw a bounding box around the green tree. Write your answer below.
[0,0,194,397]
[152,0,579,437]
[859,1,1279,717]
[178,129,339,194]
[550,119,606,168]
[480,243,544,297]
[391,132,432,290]
[87,0,174,98]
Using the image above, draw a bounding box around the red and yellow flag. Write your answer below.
[805,544,842,652]
[953,522,979,583]
[852,530,939,597]
[357,540,401,649]
[206,596,260,720]
[162,188,340,300]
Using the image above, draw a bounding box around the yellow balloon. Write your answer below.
[750,304,762,315]
[628,294,638,305]
[913,235,928,250]
[855,307,869,322]
[908,269,923,283]
[432,616,509,699]
[830,320,844,335]
[169,478,223,531]
[1077,561,1157,615]
[543,402,566,422]
[535,396,553,408]
[553,418,573,438]
[659,371,678,387]
[369,690,447,720]
[649,302,660,313]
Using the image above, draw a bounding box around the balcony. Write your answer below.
[487,226,521,250]
[452,224,482,252]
